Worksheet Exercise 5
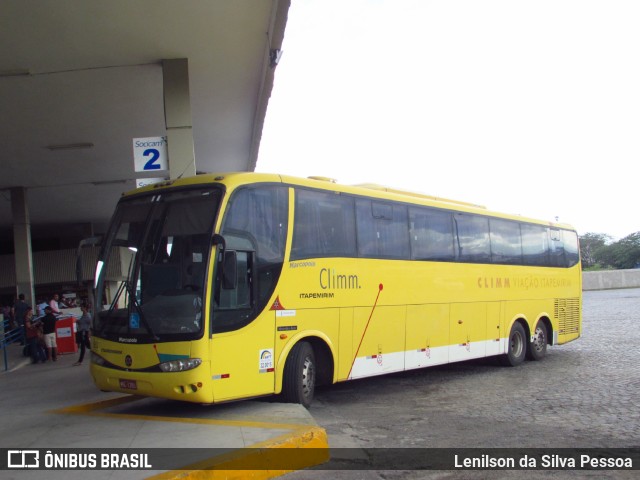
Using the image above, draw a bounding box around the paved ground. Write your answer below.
[0,340,327,480]
[282,288,640,479]
[1,288,638,479]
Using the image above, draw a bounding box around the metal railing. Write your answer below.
[1,318,24,371]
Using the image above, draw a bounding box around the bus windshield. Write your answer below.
[94,187,221,342]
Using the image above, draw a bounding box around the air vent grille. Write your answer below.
[555,298,581,334]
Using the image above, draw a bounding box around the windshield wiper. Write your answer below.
[102,280,127,321]
[123,280,159,341]
[100,279,158,341]
[106,245,158,340]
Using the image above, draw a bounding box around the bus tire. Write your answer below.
[282,341,316,408]
[499,322,526,367]
[527,321,548,361]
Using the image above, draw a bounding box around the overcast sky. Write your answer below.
[256,0,640,240]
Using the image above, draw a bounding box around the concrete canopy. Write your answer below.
[0,0,289,235]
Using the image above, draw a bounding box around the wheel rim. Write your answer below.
[510,330,524,358]
[532,325,546,353]
[301,355,315,399]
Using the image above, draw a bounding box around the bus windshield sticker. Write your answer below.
[129,312,140,329]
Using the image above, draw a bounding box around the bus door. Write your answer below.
[208,185,289,402]
[209,249,276,402]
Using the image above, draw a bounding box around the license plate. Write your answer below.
[119,379,137,390]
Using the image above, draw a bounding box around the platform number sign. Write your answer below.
[133,137,168,172]
[136,177,165,189]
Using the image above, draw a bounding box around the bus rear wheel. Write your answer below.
[282,341,316,408]
[499,322,526,367]
[527,321,548,361]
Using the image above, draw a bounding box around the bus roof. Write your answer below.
[126,172,577,232]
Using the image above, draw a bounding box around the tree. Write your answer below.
[579,233,612,269]
[595,232,640,270]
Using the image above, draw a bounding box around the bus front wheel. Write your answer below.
[499,322,526,367]
[282,341,316,408]
[527,321,548,361]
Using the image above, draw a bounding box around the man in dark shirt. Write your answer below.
[12,293,30,345]
[41,306,58,361]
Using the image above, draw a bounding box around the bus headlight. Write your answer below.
[91,352,107,367]
[159,358,202,372]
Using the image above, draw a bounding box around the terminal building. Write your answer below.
[0,0,290,310]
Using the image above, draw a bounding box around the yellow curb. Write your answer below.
[146,427,329,480]
[51,395,330,479]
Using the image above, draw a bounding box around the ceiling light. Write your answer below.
[45,142,94,151]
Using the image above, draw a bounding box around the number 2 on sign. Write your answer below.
[143,148,161,170]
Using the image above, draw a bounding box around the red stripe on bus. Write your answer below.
[347,284,384,379]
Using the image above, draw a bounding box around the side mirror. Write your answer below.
[76,236,102,286]
[222,250,238,290]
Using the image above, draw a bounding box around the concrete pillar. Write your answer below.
[10,187,35,309]
[162,58,196,179]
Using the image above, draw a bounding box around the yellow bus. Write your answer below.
[90,172,581,407]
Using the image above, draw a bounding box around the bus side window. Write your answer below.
[521,224,550,266]
[489,218,523,265]
[356,200,410,259]
[214,186,288,333]
[222,186,288,263]
[563,230,580,267]
[409,207,455,261]
[549,228,565,267]
[291,189,356,260]
[454,213,491,263]
[291,196,315,258]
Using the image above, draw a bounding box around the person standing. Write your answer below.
[37,299,48,317]
[12,293,30,345]
[24,307,44,363]
[73,305,91,366]
[49,294,61,315]
[41,306,58,361]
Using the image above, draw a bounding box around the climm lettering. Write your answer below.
[319,268,360,290]
[477,277,511,288]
